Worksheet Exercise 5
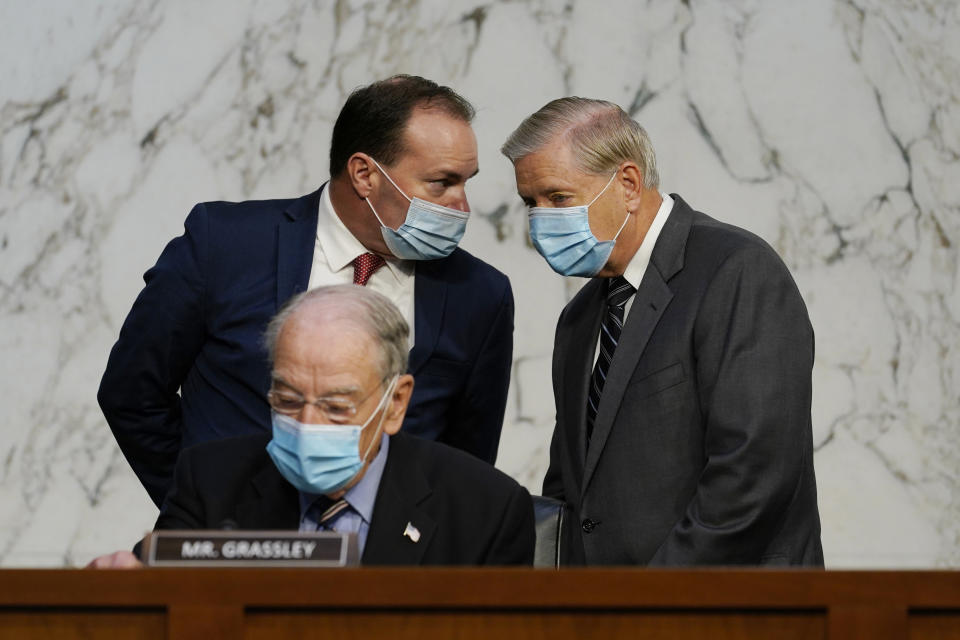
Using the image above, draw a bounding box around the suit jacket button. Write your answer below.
[581,519,596,533]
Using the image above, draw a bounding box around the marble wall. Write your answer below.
[1,0,957,567]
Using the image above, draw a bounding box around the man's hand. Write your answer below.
[86,551,144,569]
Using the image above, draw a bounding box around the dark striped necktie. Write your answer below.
[315,497,350,528]
[586,276,636,445]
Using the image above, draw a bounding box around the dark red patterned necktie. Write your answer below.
[353,252,386,286]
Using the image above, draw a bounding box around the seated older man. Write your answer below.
[91,285,534,567]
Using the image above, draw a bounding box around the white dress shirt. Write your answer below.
[307,184,416,348]
[593,193,674,365]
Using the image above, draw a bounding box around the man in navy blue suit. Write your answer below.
[98,75,514,508]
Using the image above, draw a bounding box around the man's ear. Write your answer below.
[619,161,645,212]
[346,153,378,199]
[382,374,414,436]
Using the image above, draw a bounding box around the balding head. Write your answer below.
[501,97,659,189]
[264,285,409,380]
[329,74,475,178]
[264,285,414,495]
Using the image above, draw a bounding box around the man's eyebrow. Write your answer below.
[270,376,305,395]
[523,184,570,198]
[321,385,363,397]
[432,167,480,181]
[269,376,360,397]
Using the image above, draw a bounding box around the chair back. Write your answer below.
[531,495,567,568]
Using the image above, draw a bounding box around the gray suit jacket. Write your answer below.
[543,195,823,566]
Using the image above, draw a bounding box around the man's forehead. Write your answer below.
[271,372,365,397]
[397,108,477,167]
[514,143,582,191]
[271,350,380,394]
[275,312,379,368]
[403,104,471,133]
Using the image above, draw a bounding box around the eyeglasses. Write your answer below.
[267,379,387,423]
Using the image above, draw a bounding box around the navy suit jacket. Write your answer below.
[152,432,535,566]
[544,195,823,566]
[99,188,514,506]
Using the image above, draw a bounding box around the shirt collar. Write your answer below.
[621,192,673,289]
[299,431,390,526]
[318,183,413,282]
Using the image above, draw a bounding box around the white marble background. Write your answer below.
[0,0,957,567]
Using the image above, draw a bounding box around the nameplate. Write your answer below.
[140,530,359,567]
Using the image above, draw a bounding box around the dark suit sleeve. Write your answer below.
[649,247,815,565]
[132,446,205,559]
[443,280,514,464]
[483,483,536,565]
[542,304,570,501]
[152,445,207,530]
[541,425,565,500]
[98,204,209,508]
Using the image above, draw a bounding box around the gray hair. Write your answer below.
[263,284,409,379]
[501,97,659,189]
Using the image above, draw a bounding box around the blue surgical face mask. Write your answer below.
[528,172,629,277]
[266,376,398,495]
[365,158,469,260]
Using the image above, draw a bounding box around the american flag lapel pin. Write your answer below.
[403,521,421,543]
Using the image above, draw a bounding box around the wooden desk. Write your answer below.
[1,569,958,639]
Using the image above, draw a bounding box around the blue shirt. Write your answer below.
[298,433,389,556]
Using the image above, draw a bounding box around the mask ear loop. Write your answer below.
[587,171,619,207]
[590,171,631,242]
[370,158,413,202]
[365,158,412,231]
[359,375,399,463]
[365,197,390,228]
[611,208,632,243]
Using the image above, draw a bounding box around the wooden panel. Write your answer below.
[0,608,164,640]
[910,612,960,640]
[244,610,826,640]
[1,569,959,640]
[169,605,243,640]
[829,605,907,640]
[3,569,960,610]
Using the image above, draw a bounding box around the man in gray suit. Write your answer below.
[502,98,823,566]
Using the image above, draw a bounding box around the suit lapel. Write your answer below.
[361,435,436,565]
[580,198,693,496]
[235,461,301,529]
[557,280,605,475]
[407,258,447,375]
[276,187,322,308]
